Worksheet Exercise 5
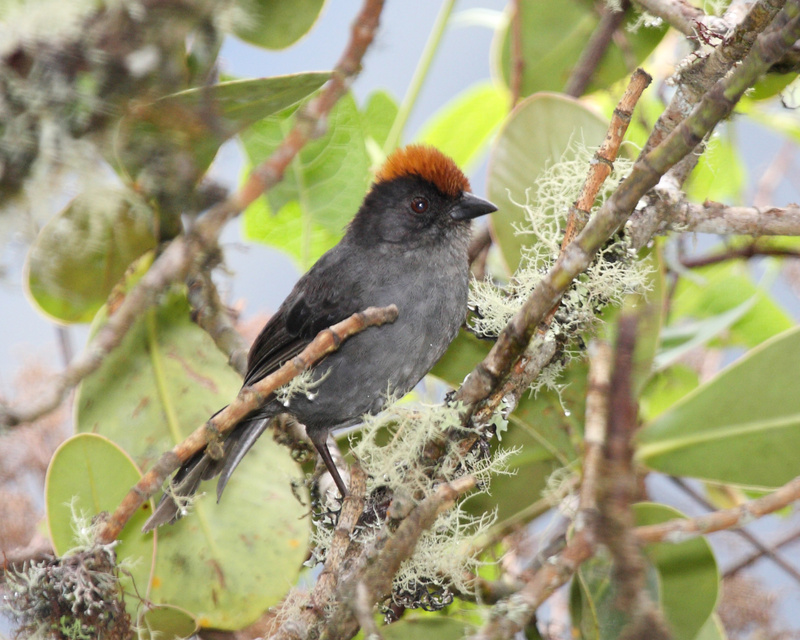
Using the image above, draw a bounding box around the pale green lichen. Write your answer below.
[2,500,133,639]
[275,368,331,408]
[469,140,652,398]
[310,402,516,608]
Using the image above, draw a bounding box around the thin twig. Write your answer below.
[540,67,652,328]
[633,0,710,37]
[0,0,386,430]
[680,242,800,268]
[565,1,630,98]
[669,476,800,585]
[635,473,800,544]
[630,200,800,248]
[724,524,800,577]
[187,269,249,376]
[580,340,613,514]
[96,304,397,544]
[458,4,800,415]
[510,0,525,107]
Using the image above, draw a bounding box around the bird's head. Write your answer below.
[349,144,497,246]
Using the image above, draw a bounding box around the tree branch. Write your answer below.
[0,0,386,430]
[635,473,800,544]
[630,192,800,250]
[96,304,397,544]
[187,267,249,376]
[565,1,630,98]
[597,315,670,640]
[633,0,709,37]
[458,0,800,413]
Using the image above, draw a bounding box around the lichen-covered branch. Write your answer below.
[631,199,800,247]
[95,304,397,545]
[456,2,800,414]
[456,68,651,427]
[633,0,710,36]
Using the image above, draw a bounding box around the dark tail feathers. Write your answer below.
[142,414,272,532]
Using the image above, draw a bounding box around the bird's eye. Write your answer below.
[410,197,429,214]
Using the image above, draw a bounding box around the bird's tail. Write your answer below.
[142,412,273,531]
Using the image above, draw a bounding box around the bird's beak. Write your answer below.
[450,192,498,221]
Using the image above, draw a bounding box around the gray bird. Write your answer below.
[144,144,496,530]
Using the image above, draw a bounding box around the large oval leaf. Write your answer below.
[635,503,719,640]
[26,186,157,323]
[75,287,309,629]
[570,503,717,640]
[487,93,608,272]
[492,0,666,97]
[638,325,800,488]
[45,433,155,616]
[231,0,326,50]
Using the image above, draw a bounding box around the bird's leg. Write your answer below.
[308,428,349,498]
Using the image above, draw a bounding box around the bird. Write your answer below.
[143,144,496,530]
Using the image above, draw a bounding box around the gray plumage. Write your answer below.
[143,145,496,531]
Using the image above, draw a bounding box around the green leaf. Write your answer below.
[417,82,509,170]
[638,325,800,488]
[693,614,728,640]
[241,92,375,269]
[430,329,491,385]
[26,186,157,323]
[242,197,341,268]
[748,71,798,101]
[137,604,198,640]
[669,262,792,349]
[635,503,719,640]
[570,550,661,640]
[230,0,326,50]
[487,93,608,272]
[655,295,756,372]
[570,503,717,640]
[639,365,699,423]
[44,434,155,616]
[362,89,400,152]
[381,617,471,640]
[684,133,746,203]
[112,72,329,182]
[492,0,666,97]
[75,288,309,629]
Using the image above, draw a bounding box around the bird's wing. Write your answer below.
[243,248,365,386]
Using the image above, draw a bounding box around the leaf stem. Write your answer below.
[383,0,457,152]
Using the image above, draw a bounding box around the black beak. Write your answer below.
[450,192,497,221]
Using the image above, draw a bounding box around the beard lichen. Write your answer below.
[2,501,134,640]
[3,547,131,640]
[308,402,515,613]
[469,140,652,396]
